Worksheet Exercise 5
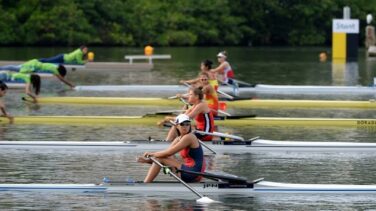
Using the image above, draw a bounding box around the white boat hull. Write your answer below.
[1,139,376,153]
[74,84,376,97]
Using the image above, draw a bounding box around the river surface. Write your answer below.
[0,47,376,210]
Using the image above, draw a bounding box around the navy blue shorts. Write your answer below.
[180,164,202,183]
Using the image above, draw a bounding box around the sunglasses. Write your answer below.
[201,78,208,81]
[179,122,191,127]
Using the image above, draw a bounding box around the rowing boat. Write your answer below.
[74,84,376,96]
[2,139,376,152]
[1,180,376,194]
[35,97,376,109]
[0,115,376,127]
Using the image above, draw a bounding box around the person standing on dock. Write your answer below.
[39,45,89,65]
[365,14,375,50]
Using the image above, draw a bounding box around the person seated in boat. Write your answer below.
[139,114,205,183]
[0,81,13,122]
[180,59,218,91]
[38,45,89,65]
[210,51,235,85]
[0,59,74,89]
[0,71,40,103]
[178,72,219,116]
[158,87,215,141]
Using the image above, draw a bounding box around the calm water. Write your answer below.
[0,47,376,210]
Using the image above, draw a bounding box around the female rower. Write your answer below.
[0,59,75,89]
[38,45,89,65]
[0,72,40,103]
[198,72,219,116]
[139,114,205,183]
[180,59,218,90]
[160,87,215,142]
[210,51,235,85]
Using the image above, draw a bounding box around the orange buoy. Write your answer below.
[144,45,154,56]
[88,52,94,61]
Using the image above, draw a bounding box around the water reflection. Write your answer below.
[331,60,359,85]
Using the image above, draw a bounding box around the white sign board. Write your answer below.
[333,19,359,33]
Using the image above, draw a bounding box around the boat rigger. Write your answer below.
[1,139,376,153]
[34,97,376,109]
[0,115,376,127]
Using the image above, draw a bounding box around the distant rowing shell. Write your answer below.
[1,115,376,127]
[34,96,376,109]
[74,84,376,97]
[1,139,376,153]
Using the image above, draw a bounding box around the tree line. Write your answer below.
[0,0,374,46]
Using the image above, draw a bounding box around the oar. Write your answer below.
[168,93,188,99]
[198,139,216,154]
[217,109,231,116]
[148,156,216,203]
[195,130,245,141]
[217,89,234,100]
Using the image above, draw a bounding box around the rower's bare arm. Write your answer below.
[201,85,211,95]
[154,135,193,157]
[0,102,12,122]
[176,93,188,99]
[0,103,7,116]
[210,63,225,74]
[56,74,75,89]
[186,103,205,119]
[25,83,37,103]
[157,116,176,126]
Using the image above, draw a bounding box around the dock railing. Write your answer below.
[124,54,171,64]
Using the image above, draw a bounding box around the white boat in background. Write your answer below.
[74,84,376,97]
[1,139,376,153]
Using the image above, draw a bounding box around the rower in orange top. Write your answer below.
[198,72,219,116]
[160,87,215,142]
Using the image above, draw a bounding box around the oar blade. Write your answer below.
[196,196,217,204]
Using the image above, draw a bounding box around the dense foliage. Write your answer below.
[0,0,374,46]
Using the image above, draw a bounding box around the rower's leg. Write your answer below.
[144,157,182,183]
[38,54,64,63]
[165,126,178,142]
[144,163,161,183]
[0,65,21,72]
